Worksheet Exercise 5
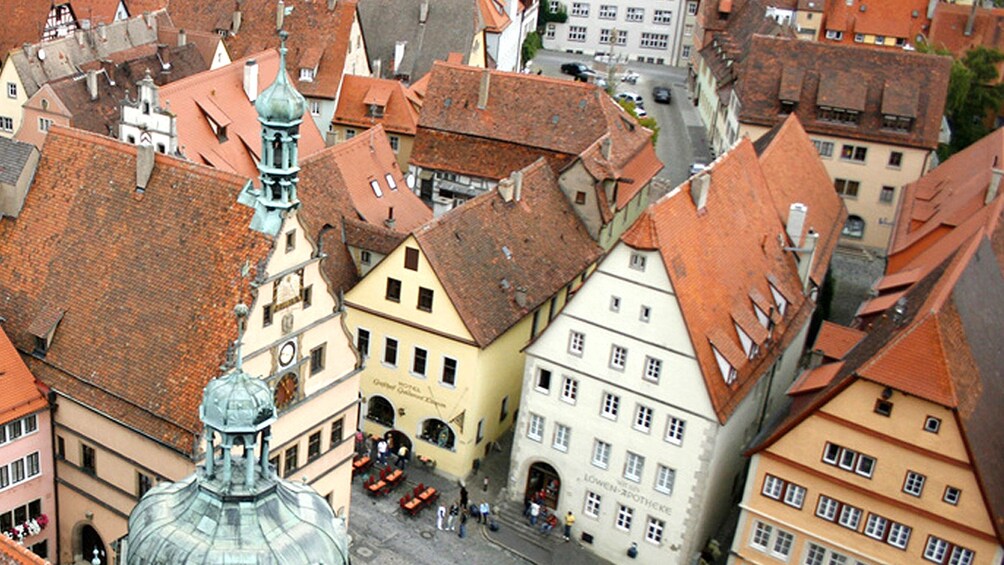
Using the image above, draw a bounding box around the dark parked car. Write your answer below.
[652,86,672,104]
[561,62,590,76]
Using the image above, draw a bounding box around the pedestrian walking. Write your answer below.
[479,500,490,524]
[458,509,468,538]
[529,500,540,526]
[460,485,469,509]
[376,439,388,465]
[396,445,409,469]
[436,504,446,530]
[564,511,575,541]
[482,476,489,492]
[447,503,459,531]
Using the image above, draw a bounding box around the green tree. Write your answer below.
[522,31,542,66]
[539,0,568,26]
[920,43,1004,158]
[615,98,660,146]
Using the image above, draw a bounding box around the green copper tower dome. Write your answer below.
[254,31,306,124]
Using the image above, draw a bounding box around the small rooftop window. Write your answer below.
[385,173,397,190]
[370,179,383,198]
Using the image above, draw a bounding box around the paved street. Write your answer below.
[527,50,712,191]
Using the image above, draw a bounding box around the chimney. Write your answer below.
[786,202,808,247]
[965,1,978,36]
[177,29,187,47]
[232,8,243,34]
[276,0,285,31]
[512,170,523,201]
[477,69,491,109]
[22,43,34,59]
[498,177,515,202]
[514,286,528,308]
[690,172,710,210]
[988,168,1003,204]
[97,23,107,41]
[143,11,154,28]
[797,229,818,291]
[394,41,407,74]
[136,143,155,191]
[373,58,383,78]
[808,348,824,369]
[600,137,611,160]
[86,69,99,100]
[419,0,430,24]
[328,0,336,10]
[244,59,258,102]
[384,206,396,229]
[157,44,171,72]
[75,29,86,47]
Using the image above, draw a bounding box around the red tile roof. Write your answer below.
[929,3,1004,57]
[412,158,602,347]
[737,35,951,150]
[621,132,843,423]
[788,361,843,395]
[168,0,361,100]
[0,126,274,454]
[70,0,125,26]
[0,535,48,565]
[821,0,929,44]
[333,75,419,135]
[0,2,53,54]
[410,128,575,180]
[0,328,47,427]
[159,50,326,183]
[478,0,513,32]
[812,321,865,360]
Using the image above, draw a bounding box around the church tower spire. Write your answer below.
[239,30,306,235]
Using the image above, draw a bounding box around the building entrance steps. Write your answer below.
[482,499,613,565]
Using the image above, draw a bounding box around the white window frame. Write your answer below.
[584,491,602,517]
[598,4,616,19]
[838,504,862,530]
[592,439,611,469]
[527,413,545,441]
[624,451,644,482]
[643,356,661,382]
[654,464,675,494]
[653,9,672,24]
[687,1,698,15]
[601,393,619,420]
[784,483,806,508]
[665,417,685,445]
[629,252,646,271]
[751,521,773,550]
[571,2,590,17]
[887,522,911,549]
[625,7,644,21]
[762,475,783,499]
[615,504,633,531]
[644,516,665,544]
[553,423,570,452]
[568,25,587,42]
[772,529,794,559]
[609,295,621,312]
[535,367,552,393]
[903,471,926,497]
[633,404,653,433]
[560,376,579,404]
[639,305,651,322]
[943,486,961,505]
[815,495,838,521]
[610,345,628,370]
[864,514,888,540]
[568,331,585,356]
[924,536,949,562]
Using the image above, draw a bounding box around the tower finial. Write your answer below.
[278,30,289,70]
[234,303,249,370]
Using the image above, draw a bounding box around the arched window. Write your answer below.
[419,418,456,451]
[842,215,865,239]
[366,396,394,427]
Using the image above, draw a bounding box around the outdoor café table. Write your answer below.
[385,469,404,487]
[417,487,437,502]
[366,479,388,496]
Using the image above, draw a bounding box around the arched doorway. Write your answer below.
[385,429,412,454]
[418,418,456,450]
[525,462,561,510]
[78,524,105,564]
[365,395,394,427]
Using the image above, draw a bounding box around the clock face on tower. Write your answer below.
[274,373,298,410]
[278,340,296,367]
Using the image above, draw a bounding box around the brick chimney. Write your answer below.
[178,29,187,47]
[243,59,258,102]
[512,170,523,201]
[690,171,710,210]
[86,69,99,101]
[136,142,155,192]
[477,69,491,109]
[498,177,515,202]
[786,202,807,247]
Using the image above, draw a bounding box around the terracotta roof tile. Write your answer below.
[413,159,602,347]
[622,133,843,423]
[822,0,929,42]
[736,35,951,150]
[788,361,843,395]
[0,534,48,564]
[812,320,865,360]
[411,128,574,180]
[0,327,48,426]
[0,126,273,454]
[478,0,512,32]
[70,0,125,26]
[158,26,226,68]
[930,3,1004,57]
[343,218,407,255]
[159,50,326,182]
[333,75,419,135]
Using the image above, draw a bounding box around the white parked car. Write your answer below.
[620,70,640,84]
[614,92,644,107]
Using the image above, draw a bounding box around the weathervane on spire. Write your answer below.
[276,0,294,31]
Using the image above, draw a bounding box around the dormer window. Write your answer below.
[712,346,737,385]
[768,283,787,316]
[299,68,315,82]
[882,115,913,132]
[734,323,753,358]
[752,303,770,328]
[368,104,385,118]
[817,106,859,125]
[780,100,796,115]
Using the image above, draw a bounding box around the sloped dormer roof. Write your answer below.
[333,75,419,135]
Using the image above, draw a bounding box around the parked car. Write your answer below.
[633,105,648,119]
[689,162,708,175]
[614,92,645,107]
[652,86,672,104]
[561,62,590,76]
[620,70,640,84]
[577,69,608,89]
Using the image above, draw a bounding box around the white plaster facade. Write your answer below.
[119,76,178,154]
[507,241,809,564]
[542,0,690,66]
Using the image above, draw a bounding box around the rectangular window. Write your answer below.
[624,451,644,482]
[601,393,619,419]
[285,230,296,252]
[476,418,485,443]
[56,436,65,459]
[0,117,12,132]
[888,522,911,549]
[816,495,839,521]
[545,23,556,39]
[688,1,698,15]
[903,471,926,496]
[553,423,570,452]
[308,431,321,461]
[645,516,665,544]
[643,357,661,382]
[383,337,398,366]
[592,440,611,468]
[639,305,651,322]
[944,486,961,505]
[654,465,675,494]
[301,285,312,308]
[856,454,876,477]
[310,344,325,374]
[682,45,691,58]
[263,303,273,326]
[8,420,21,440]
[630,252,646,271]
[571,2,589,16]
[812,139,834,157]
[925,537,950,562]
[385,277,402,302]
[633,404,653,433]
[609,296,620,312]
[889,151,903,168]
[345,129,356,139]
[404,247,419,270]
[560,376,578,404]
[331,417,344,446]
[284,445,298,477]
[665,417,685,445]
[568,26,587,42]
[626,7,644,21]
[762,475,783,499]
[0,466,7,488]
[24,415,36,434]
[356,328,370,357]
[615,505,633,530]
[840,144,868,162]
[528,413,545,441]
[584,491,601,517]
[610,345,627,370]
[838,448,856,470]
[822,442,840,464]
[751,521,773,550]
[82,444,96,474]
[925,416,942,433]
[411,347,427,376]
[26,452,39,477]
[599,4,616,18]
[568,331,585,355]
[536,368,552,392]
[6,83,15,98]
[360,250,372,265]
[838,504,862,530]
[640,32,669,49]
[441,357,457,386]
[653,9,672,24]
[389,135,400,152]
[950,547,975,565]
[773,530,794,558]
[784,483,806,508]
[38,118,52,132]
[880,186,895,203]
[864,514,888,540]
[834,178,860,197]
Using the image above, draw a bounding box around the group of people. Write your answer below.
[524,494,575,541]
[357,431,410,469]
[434,485,488,539]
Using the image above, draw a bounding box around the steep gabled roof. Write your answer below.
[698,0,790,90]
[478,0,512,32]
[0,126,274,454]
[0,327,47,426]
[333,75,419,135]
[813,321,865,361]
[412,159,602,347]
[737,35,951,150]
[158,50,325,182]
[621,133,843,423]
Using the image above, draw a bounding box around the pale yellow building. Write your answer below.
[730,233,1004,565]
[345,160,602,478]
